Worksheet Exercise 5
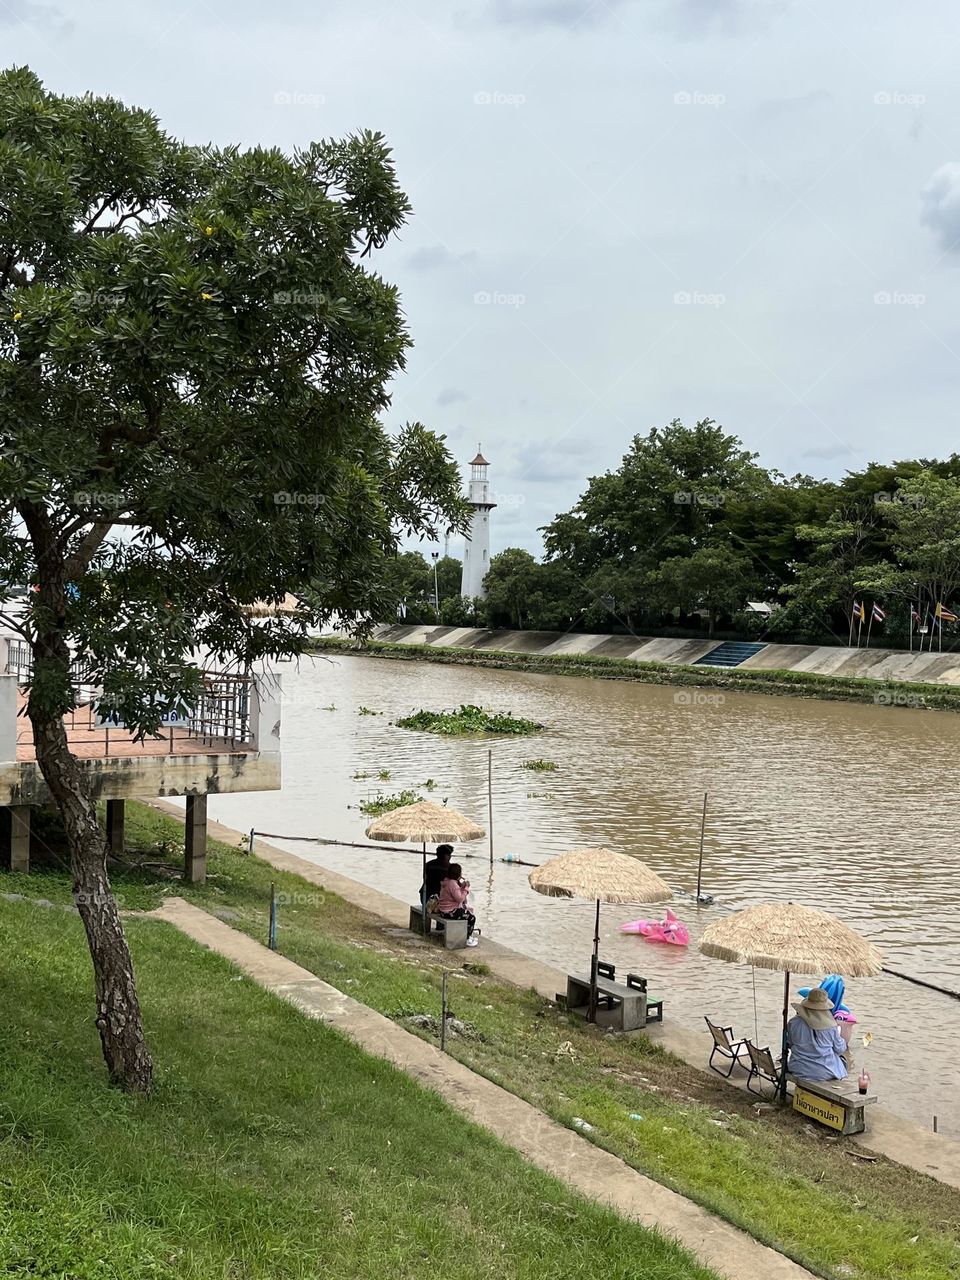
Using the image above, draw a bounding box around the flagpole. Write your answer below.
[866,608,874,650]
[848,602,855,648]
[857,611,863,649]
[909,606,914,653]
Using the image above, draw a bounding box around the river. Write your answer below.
[200,652,960,1133]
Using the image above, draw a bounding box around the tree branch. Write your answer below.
[65,521,113,577]
[80,193,123,235]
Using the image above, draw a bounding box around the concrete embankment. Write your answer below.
[313,625,960,708]
[367,624,960,684]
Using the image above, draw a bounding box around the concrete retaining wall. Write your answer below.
[370,624,960,685]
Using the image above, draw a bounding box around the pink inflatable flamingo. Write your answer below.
[620,908,689,946]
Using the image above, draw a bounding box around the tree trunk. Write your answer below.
[26,637,154,1090]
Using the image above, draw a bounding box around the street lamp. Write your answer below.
[430,551,440,614]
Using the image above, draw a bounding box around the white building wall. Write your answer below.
[461,508,491,599]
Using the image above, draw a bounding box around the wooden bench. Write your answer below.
[563,962,662,1031]
[789,1075,877,1136]
[407,904,469,950]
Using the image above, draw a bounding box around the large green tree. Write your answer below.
[0,68,464,1091]
[542,418,769,625]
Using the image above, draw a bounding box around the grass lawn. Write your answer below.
[8,802,960,1280]
[0,894,717,1280]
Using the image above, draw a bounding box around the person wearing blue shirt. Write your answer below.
[786,987,848,1081]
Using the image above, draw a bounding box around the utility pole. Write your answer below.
[431,551,440,614]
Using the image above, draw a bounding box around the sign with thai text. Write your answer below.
[793,1086,846,1131]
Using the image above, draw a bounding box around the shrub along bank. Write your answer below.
[310,635,960,712]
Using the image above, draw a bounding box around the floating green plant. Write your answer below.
[396,704,542,736]
[358,706,382,716]
[358,789,423,817]
[521,759,557,772]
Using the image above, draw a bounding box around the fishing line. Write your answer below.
[250,831,539,867]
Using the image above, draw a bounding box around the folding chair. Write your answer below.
[704,1017,747,1078]
[744,1040,780,1097]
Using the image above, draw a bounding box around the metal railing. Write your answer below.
[10,657,255,757]
[187,672,252,749]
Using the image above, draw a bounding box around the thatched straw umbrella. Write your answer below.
[365,800,485,899]
[239,593,304,618]
[699,902,882,1099]
[529,848,672,1022]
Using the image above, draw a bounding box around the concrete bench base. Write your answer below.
[408,904,469,950]
[565,973,651,1031]
[790,1076,878,1136]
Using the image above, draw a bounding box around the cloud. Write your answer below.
[437,387,469,406]
[514,436,596,482]
[405,245,477,272]
[920,163,960,252]
[755,89,832,119]
[484,0,630,29]
[800,443,856,461]
[0,0,64,24]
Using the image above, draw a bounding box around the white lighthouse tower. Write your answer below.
[460,447,496,599]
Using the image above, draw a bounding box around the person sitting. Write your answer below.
[786,988,848,1081]
[436,863,479,947]
[420,844,453,909]
[798,974,857,1069]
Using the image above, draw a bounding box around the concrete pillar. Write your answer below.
[7,805,30,873]
[249,668,282,752]
[184,793,208,884]
[105,799,125,857]
[0,674,17,763]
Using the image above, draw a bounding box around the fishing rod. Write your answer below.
[881,966,960,1001]
[250,831,540,868]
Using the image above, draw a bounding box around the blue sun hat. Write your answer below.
[797,974,851,1017]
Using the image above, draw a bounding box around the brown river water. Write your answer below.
[199,653,960,1133]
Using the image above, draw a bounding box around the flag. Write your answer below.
[852,601,864,622]
[871,603,886,623]
[911,605,921,623]
[935,602,959,623]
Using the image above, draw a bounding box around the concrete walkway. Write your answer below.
[150,895,815,1280]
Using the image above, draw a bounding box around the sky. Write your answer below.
[7,0,960,557]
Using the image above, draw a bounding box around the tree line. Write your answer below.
[388,419,960,649]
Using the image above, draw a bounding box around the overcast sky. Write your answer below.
[8,1,960,555]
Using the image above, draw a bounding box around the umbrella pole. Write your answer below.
[779,969,790,1103]
[588,898,600,1023]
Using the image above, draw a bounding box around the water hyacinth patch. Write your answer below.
[395,704,543,736]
